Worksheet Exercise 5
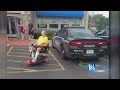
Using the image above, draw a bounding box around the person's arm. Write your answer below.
[31,24,34,31]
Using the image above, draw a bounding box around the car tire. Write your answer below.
[60,46,67,60]
[52,40,55,49]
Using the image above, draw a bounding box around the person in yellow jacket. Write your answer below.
[29,30,49,63]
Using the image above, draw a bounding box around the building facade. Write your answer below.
[7,11,31,37]
[32,11,89,31]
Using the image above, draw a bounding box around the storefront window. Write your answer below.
[38,19,47,28]
[49,24,58,28]
[72,24,80,26]
[38,23,47,28]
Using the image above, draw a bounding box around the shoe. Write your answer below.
[26,59,33,64]
[32,59,36,63]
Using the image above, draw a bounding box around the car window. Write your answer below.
[96,30,109,36]
[106,30,109,36]
[97,30,105,35]
[69,28,95,38]
[58,29,65,36]
[60,30,68,39]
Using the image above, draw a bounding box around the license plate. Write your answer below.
[86,50,94,54]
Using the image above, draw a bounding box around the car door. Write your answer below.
[54,29,64,51]
[57,29,68,51]
[60,30,69,53]
[54,29,63,50]
[52,31,58,48]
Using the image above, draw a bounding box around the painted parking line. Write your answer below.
[7,55,28,58]
[7,60,25,63]
[79,61,101,68]
[7,60,60,66]
[9,52,29,55]
[7,67,63,73]
[94,70,106,72]
[8,46,52,56]
[7,46,13,56]
[7,54,53,58]
[49,51,65,70]
[11,49,29,52]
[7,46,65,73]
[13,46,29,48]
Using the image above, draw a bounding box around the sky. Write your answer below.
[89,11,109,18]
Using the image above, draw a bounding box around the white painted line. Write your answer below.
[13,46,28,48]
[49,51,65,70]
[47,64,60,66]
[7,46,13,56]
[96,65,101,66]
[7,55,28,58]
[9,52,29,55]
[7,60,25,63]
[95,70,105,72]
[7,69,63,73]
[11,49,29,52]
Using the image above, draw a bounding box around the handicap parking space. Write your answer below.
[7,46,65,74]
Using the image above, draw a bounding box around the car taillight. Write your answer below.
[70,41,107,46]
[98,41,106,45]
[70,41,77,46]
[70,41,83,46]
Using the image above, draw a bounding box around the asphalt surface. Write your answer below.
[7,44,109,79]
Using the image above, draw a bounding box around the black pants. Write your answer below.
[29,30,34,35]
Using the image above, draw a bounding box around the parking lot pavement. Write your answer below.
[49,47,109,79]
[7,46,64,76]
[7,45,109,79]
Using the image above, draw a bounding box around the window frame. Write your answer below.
[49,24,58,29]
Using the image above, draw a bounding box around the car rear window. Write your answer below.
[68,28,95,38]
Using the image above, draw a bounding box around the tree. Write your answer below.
[88,15,92,29]
[92,14,109,30]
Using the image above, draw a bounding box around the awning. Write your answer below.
[36,11,84,17]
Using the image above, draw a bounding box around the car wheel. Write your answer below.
[60,46,67,60]
[52,40,55,49]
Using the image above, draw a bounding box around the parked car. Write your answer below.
[95,29,109,55]
[52,26,108,60]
